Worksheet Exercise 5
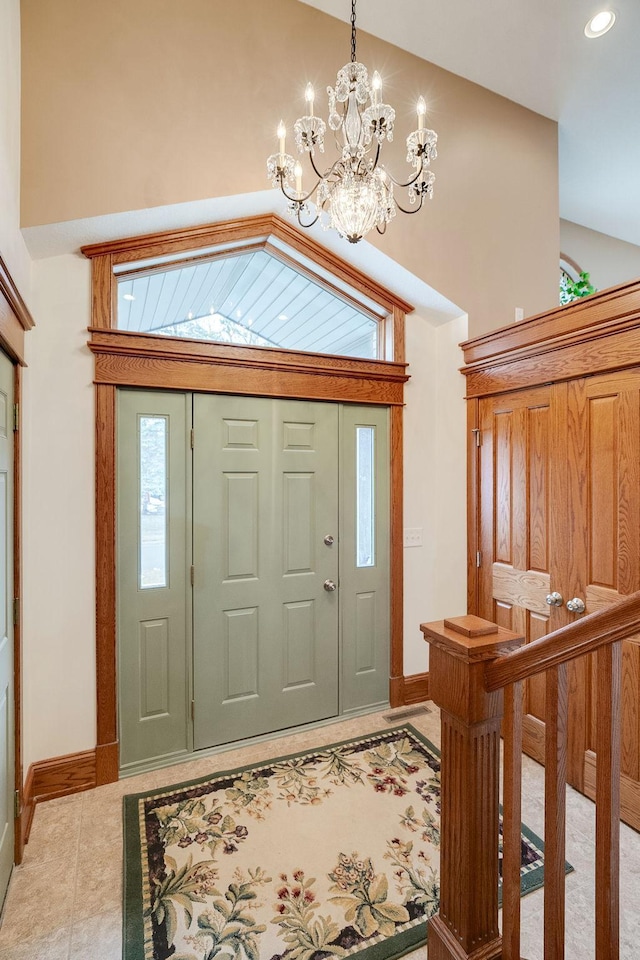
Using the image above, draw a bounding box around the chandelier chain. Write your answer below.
[350,0,357,62]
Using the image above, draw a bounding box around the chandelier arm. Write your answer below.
[309,151,345,182]
[393,194,426,216]
[295,206,320,229]
[382,159,425,190]
[277,174,322,205]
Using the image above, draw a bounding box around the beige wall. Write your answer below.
[23,254,96,767]
[21,249,467,767]
[403,312,467,675]
[0,0,31,297]
[20,0,559,337]
[561,219,640,294]
[16,0,560,767]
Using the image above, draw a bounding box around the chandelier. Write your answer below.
[266,0,438,244]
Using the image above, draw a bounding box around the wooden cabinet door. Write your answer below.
[567,372,640,830]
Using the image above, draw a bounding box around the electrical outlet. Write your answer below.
[514,306,525,322]
[403,527,423,547]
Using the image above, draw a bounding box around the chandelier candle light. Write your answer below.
[267,0,438,244]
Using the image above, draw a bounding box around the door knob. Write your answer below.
[323,579,337,592]
[545,592,564,607]
[566,597,586,614]
[324,535,335,546]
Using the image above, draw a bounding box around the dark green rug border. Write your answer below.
[122,722,569,960]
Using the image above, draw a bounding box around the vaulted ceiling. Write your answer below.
[300,0,640,249]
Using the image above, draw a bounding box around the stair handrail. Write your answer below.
[485,588,640,690]
[421,592,638,960]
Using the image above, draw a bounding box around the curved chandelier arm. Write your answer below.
[308,150,345,183]
[392,193,426,216]
[277,171,321,206]
[294,205,320,229]
[382,156,425,190]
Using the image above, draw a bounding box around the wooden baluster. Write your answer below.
[544,663,568,960]
[595,641,621,960]
[421,615,525,960]
[502,680,524,960]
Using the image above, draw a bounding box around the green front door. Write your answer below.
[0,351,14,908]
[192,395,339,748]
[117,391,390,770]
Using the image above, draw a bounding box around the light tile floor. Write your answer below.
[0,704,638,959]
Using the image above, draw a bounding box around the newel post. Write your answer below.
[420,615,525,960]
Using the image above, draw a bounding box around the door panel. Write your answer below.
[569,373,640,828]
[117,390,190,771]
[193,396,339,749]
[0,352,13,908]
[479,387,564,772]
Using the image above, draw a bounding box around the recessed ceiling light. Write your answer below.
[123,293,135,301]
[584,10,616,37]
[278,314,288,321]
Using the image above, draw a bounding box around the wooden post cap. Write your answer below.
[420,615,524,662]
[443,615,497,637]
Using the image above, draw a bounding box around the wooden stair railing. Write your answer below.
[421,593,640,960]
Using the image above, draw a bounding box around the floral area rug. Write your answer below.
[123,724,557,960]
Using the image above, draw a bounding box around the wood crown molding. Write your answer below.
[81,213,414,316]
[0,254,35,332]
[461,278,640,397]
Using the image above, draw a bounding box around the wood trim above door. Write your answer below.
[89,329,408,406]
[461,278,640,398]
[81,214,414,318]
[88,217,410,783]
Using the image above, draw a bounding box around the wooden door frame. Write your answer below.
[83,214,412,785]
[0,255,35,864]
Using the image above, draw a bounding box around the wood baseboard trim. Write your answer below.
[390,672,431,707]
[401,672,430,705]
[23,748,97,827]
